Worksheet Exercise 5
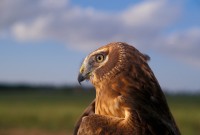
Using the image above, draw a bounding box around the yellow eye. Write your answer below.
[96,54,104,63]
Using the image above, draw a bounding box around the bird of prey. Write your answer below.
[74,42,180,135]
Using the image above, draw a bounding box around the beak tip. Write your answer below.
[78,73,85,85]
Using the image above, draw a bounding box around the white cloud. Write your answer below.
[11,16,53,41]
[0,0,200,67]
[155,27,200,67]
[121,1,180,28]
[39,0,69,9]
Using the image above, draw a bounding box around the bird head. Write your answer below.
[78,45,110,85]
[78,42,150,85]
[78,42,127,85]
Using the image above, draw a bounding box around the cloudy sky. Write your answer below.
[0,0,200,92]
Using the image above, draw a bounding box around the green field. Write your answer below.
[0,89,199,135]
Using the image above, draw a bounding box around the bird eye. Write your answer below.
[95,54,104,63]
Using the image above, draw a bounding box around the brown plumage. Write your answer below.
[74,42,180,135]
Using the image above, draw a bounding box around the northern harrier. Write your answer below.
[74,42,180,135]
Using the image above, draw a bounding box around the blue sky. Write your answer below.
[0,0,200,92]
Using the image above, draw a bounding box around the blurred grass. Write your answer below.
[0,89,199,135]
[0,89,95,134]
[167,95,200,135]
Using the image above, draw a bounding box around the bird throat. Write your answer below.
[95,86,126,118]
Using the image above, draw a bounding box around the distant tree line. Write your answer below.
[0,83,94,92]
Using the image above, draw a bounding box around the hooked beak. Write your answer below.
[78,73,86,85]
[78,71,91,85]
[78,61,92,85]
